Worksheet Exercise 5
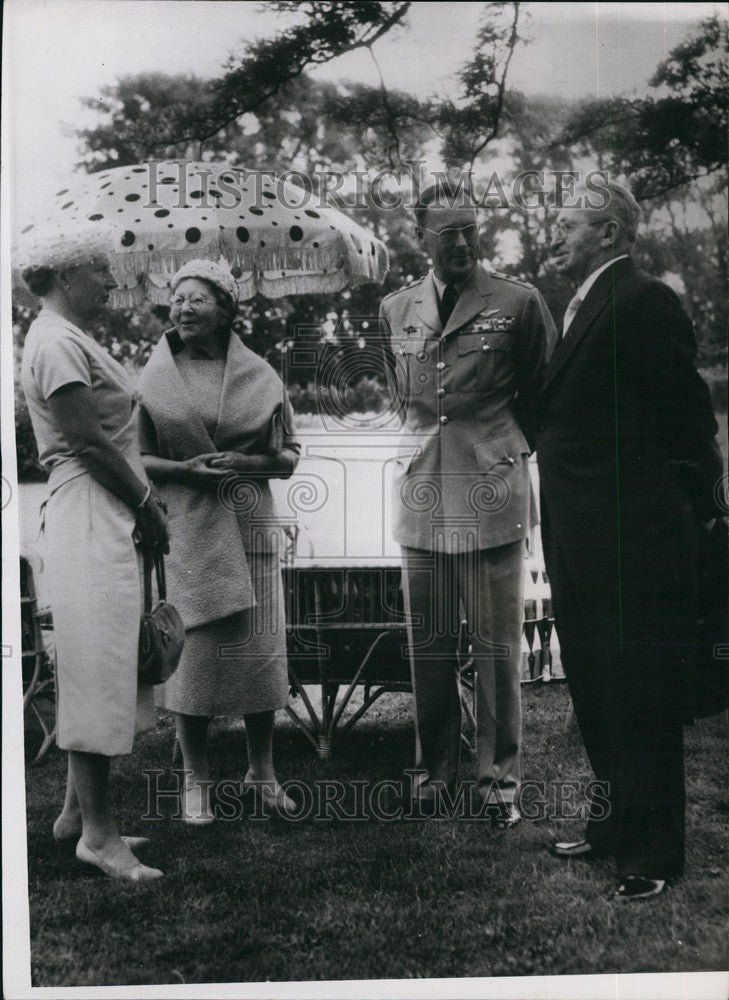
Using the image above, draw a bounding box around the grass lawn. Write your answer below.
[23,684,729,987]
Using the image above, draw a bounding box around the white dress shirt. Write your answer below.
[563,255,630,337]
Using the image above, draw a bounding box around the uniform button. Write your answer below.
[437,388,445,396]
[439,415,448,425]
[436,361,446,370]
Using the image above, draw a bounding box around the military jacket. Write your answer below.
[380,264,556,552]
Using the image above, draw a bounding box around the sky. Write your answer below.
[4,0,724,223]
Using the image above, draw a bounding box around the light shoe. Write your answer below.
[75,839,163,882]
[180,782,214,826]
[54,832,150,856]
[242,778,298,818]
[490,802,522,830]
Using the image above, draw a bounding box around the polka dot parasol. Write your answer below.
[16,161,389,307]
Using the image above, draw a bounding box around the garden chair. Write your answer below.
[21,549,56,763]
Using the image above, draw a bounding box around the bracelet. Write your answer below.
[136,485,152,510]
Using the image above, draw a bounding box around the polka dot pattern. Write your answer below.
[17,160,388,306]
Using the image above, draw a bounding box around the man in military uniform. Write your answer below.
[380,179,556,821]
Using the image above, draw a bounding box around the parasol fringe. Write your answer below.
[16,243,388,311]
[108,265,380,308]
[224,237,387,279]
[108,245,387,304]
[234,275,258,301]
[108,235,387,287]
[15,160,390,307]
[257,269,371,299]
[108,286,145,310]
[109,238,225,288]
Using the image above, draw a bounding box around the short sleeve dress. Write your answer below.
[21,310,154,755]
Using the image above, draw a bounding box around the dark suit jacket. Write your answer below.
[536,256,722,676]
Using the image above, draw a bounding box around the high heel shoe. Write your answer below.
[54,833,151,857]
[75,839,163,882]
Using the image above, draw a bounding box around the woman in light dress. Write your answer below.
[20,227,169,882]
[138,259,299,823]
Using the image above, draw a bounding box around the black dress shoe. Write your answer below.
[614,876,666,901]
[549,839,595,859]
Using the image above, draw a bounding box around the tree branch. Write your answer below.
[636,165,726,202]
[466,2,521,172]
[367,45,405,171]
[550,108,644,150]
[149,2,411,150]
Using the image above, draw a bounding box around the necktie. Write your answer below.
[439,283,458,328]
[562,292,582,338]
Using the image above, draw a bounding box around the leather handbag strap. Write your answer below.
[155,552,167,601]
[143,549,167,611]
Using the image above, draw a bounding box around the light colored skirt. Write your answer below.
[44,473,155,755]
[160,551,289,717]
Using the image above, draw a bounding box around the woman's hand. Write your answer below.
[182,454,233,488]
[184,450,295,480]
[203,450,257,473]
[203,450,297,479]
[135,490,170,553]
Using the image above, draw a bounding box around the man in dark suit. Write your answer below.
[537,179,723,900]
[380,180,556,822]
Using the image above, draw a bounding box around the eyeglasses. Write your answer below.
[422,224,479,246]
[552,218,614,238]
[169,295,217,309]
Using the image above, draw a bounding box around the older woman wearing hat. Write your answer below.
[138,259,299,822]
[19,224,169,882]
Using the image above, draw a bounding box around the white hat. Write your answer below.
[15,218,121,273]
[170,258,239,304]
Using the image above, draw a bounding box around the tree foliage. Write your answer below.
[558,13,728,200]
[15,5,726,478]
[77,2,524,178]
[68,7,729,367]
[145,2,413,151]
[435,1,523,170]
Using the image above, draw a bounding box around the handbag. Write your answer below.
[138,550,185,686]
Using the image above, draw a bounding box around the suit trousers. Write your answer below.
[401,541,524,801]
[545,523,693,880]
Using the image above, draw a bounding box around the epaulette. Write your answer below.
[488,270,536,290]
[381,275,426,302]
